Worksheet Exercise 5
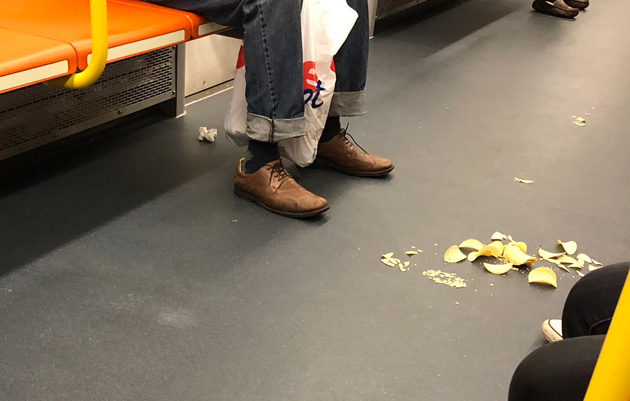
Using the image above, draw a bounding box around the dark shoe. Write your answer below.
[564,0,589,10]
[315,130,394,177]
[532,0,580,18]
[234,158,329,218]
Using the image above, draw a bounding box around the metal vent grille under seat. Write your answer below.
[0,47,176,160]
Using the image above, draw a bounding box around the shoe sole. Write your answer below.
[541,319,564,343]
[234,185,329,219]
[532,1,579,18]
[314,159,395,177]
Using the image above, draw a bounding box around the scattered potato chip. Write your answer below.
[577,271,585,277]
[504,245,537,266]
[539,248,566,260]
[507,235,514,242]
[592,259,602,266]
[444,245,467,263]
[468,251,480,262]
[487,241,505,257]
[555,263,571,273]
[491,232,505,241]
[589,265,603,272]
[459,239,484,251]
[469,243,502,261]
[484,262,513,275]
[382,252,394,259]
[405,251,418,256]
[558,240,578,255]
[422,270,467,288]
[572,116,586,127]
[568,262,582,269]
[511,242,527,253]
[514,178,534,184]
[381,259,396,267]
[557,255,578,265]
[577,253,593,264]
[528,267,558,288]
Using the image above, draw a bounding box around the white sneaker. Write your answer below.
[541,319,563,342]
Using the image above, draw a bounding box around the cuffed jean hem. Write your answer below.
[328,91,366,117]
[246,113,306,143]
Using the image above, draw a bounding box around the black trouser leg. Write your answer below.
[508,336,605,401]
[562,262,630,338]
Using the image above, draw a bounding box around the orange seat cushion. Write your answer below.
[0,0,193,70]
[114,0,230,38]
[0,28,76,93]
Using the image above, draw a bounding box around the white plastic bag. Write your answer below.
[224,0,358,166]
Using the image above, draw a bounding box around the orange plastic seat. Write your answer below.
[0,0,192,71]
[0,28,77,94]
[113,0,230,39]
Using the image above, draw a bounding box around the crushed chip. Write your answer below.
[557,255,578,265]
[491,232,505,241]
[507,235,514,242]
[382,252,394,259]
[381,259,396,267]
[484,262,513,275]
[511,242,528,253]
[589,265,603,272]
[514,178,534,184]
[577,271,585,277]
[459,239,484,251]
[504,245,537,266]
[528,267,558,288]
[555,263,571,273]
[539,248,566,260]
[444,245,467,263]
[592,259,602,266]
[422,270,467,288]
[577,253,593,264]
[405,251,418,256]
[558,240,578,255]
[572,116,587,127]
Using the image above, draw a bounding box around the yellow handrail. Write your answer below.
[584,270,630,401]
[47,0,108,89]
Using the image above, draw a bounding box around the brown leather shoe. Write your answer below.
[532,0,579,18]
[315,131,394,177]
[234,158,329,218]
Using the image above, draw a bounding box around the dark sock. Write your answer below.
[244,140,280,174]
[319,117,341,143]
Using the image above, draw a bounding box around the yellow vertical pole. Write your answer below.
[584,270,630,401]
[47,0,108,89]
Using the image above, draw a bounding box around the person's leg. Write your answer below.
[562,262,630,338]
[508,335,604,401]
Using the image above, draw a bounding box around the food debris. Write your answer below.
[422,270,467,288]
[539,248,566,260]
[557,255,579,265]
[459,239,484,251]
[484,262,514,275]
[455,301,460,305]
[514,178,534,184]
[434,244,439,247]
[572,116,586,127]
[230,219,238,223]
[577,253,593,264]
[444,245,467,263]
[528,267,558,288]
[558,240,578,255]
[400,261,411,272]
[577,271,585,277]
[405,251,418,256]
[503,244,537,266]
[589,265,603,272]
[592,259,602,266]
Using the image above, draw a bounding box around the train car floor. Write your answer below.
[1,0,629,400]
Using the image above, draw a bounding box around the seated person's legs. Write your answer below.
[508,335,604,401]
[562,262,630,338]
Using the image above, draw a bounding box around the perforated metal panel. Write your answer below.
[0,47,176,160]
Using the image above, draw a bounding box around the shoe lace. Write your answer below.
[268,161,291,183]
[341,124,369,154]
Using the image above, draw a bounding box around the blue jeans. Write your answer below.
[145,0,369,142]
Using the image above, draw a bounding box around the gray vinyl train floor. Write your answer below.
[1,0,630,400]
